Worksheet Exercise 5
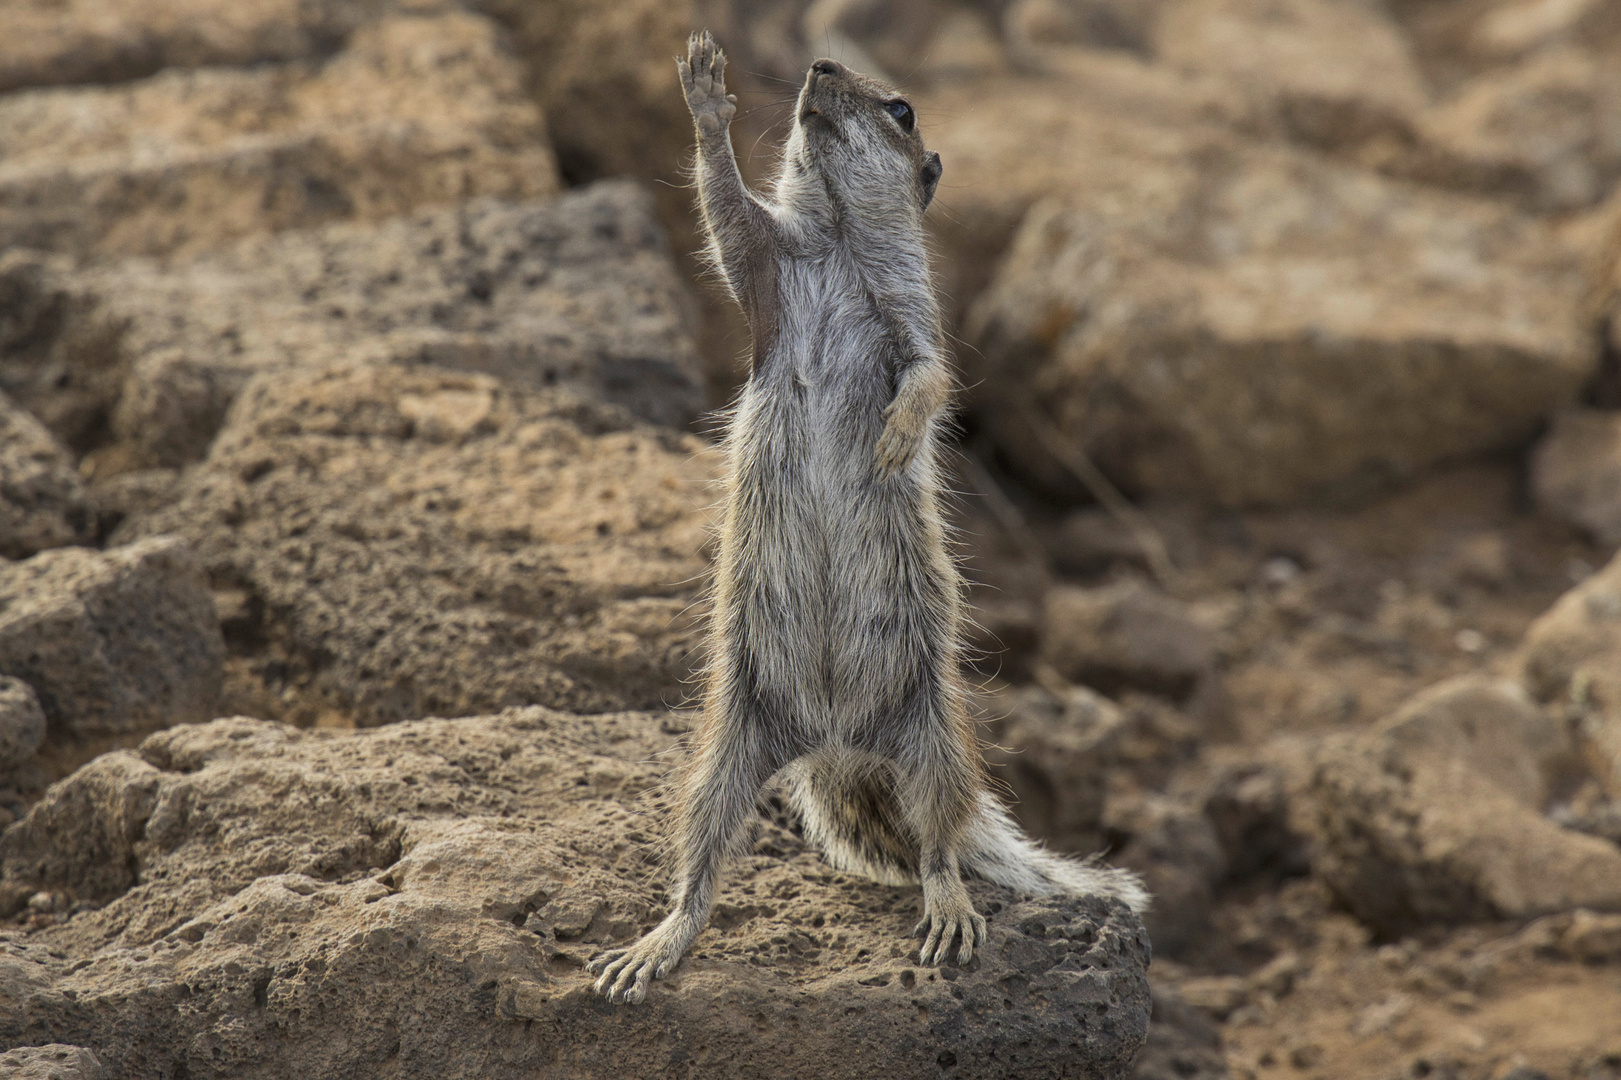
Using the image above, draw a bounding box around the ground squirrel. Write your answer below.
[588,31,1148,1004]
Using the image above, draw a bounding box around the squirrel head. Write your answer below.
[790,58,942,217]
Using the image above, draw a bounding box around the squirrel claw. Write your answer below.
[915,905,987,966]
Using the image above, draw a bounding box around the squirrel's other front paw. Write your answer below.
[678,30,736,133]
[874,423,921,478]
[875,400,926,478]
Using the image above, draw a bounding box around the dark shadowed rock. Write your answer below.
[1110,796,1226,959]
[1042,580,1216,699]
[1128,982,1229,1080]
[0,389,92,557]
[114,362,715,724]
[0,536,222,741]
[0,711,1151,1079]
[1530,408,1621,545]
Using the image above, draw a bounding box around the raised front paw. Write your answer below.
[586,921,691,1004]
[914,897,988,966]
[874,403,924,479]
[678,30,736,135]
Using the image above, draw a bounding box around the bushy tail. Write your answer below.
[959,791,1150,911]
[783,758,1150,912]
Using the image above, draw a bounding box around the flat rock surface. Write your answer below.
[0,710,1151,1080]
[0,10,558,261]
[0,0,384,94]
[960,125,1591,506]
[115,362,715,724]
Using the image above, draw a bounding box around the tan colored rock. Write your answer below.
[1529,408,1621,544]
[1561,907,1621,962]
[1154,0,1429,151]
[0,711,1151,1079]
[1519,549,1621,798]
[0,0,386,93]
[0,11,559,261]
[0,1044,104,1080]
[1042,579,1215,698]
[0,388,92,557]
[0,181,703,459]
[0,536,223,741]
[1416,47,1621,213]
[1393,0,1619,82]
[919,54,1228,324]
[1301,675,1621,936]
[962,133,1591,505]
[114,362,715,724]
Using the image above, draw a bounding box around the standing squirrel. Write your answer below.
[589,31,1148,1005]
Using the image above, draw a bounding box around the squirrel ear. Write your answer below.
[920,151,942,210]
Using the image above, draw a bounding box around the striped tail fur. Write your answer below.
[783,754,1151,912]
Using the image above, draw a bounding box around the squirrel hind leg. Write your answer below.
[960,791,1152,913]
[784,754,920,887]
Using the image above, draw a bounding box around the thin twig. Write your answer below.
[1022,410,1182,592]
[957,450,1048,571]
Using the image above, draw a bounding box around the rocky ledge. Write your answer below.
[0,710,1150,1080]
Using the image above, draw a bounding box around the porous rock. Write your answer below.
[0,536,223,741]
[114,362,714,724]
[1519,549,1621,797]
[0,389,92,557]
[0,711,1151,1080]
[0,1044,104,1080]
[963,142,1591,506]
[1300,675,1621,936]
[0,11,558,261]
[0,181,704,459]
[0,676,46,769]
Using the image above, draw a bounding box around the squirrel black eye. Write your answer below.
[884,100,914,131]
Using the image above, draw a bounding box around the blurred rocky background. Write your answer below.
[1,0,1621,1077]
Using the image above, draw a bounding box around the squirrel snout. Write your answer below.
[810,59,843,78]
